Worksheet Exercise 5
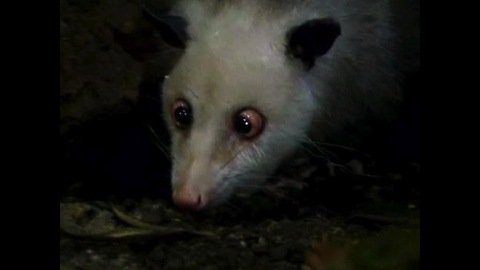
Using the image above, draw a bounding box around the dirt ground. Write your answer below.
[60,1,421,269]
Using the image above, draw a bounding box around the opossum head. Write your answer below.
[149,3,341,210]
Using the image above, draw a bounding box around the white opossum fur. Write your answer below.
[154,0,419,210]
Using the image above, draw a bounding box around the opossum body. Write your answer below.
[150,0,417,210]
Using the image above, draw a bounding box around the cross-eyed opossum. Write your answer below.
[147,0,419,210]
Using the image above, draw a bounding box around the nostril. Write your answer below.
[172,187,207,210]
[196,194,208,209]
[196,195,202,205]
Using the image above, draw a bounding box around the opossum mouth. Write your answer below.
[203,183,231,209]
[206,173,265,209]
[201,173,245,209]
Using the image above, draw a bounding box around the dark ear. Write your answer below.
[286,18,341,70]
[142,7,190,49]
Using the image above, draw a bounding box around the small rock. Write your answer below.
[269,245,288,261]
[252,244,268,254]
[258,237,267,245]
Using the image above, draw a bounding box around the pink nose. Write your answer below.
[172,185,207,210]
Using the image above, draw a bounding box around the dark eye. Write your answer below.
[172,99,192,128]
[233,109,264,139]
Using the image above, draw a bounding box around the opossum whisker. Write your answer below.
[224,171,282,187]
[143,122,177,162]
[219,144,249,171]
[301,138,365,174]
[303,135,361,155]
[143,95,163,104]
[317,142,359,152]
[299,136,340,161]
[297,144,331,161]
[187,86,199,100]
[150,137,170,158]
[234,181,300,202]
[249,144,266,163]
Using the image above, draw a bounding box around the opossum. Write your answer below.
[146,0,419,210]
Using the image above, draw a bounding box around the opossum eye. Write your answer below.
[172,99,192,128]
[233,109,264,139]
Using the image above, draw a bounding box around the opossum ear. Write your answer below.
[287,18,341,69]
[142,7,190,49]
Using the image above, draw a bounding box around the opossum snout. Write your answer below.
[172,184,208,211]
